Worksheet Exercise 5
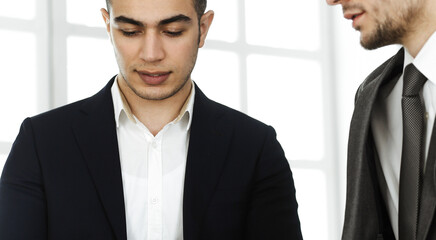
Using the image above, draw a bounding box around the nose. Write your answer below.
[140,32,165,63]
[326,0,341,5]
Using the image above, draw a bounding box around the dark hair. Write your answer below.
[105,0,207,20]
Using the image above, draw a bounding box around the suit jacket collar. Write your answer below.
[72,77,127,240]
[344,48,404,240]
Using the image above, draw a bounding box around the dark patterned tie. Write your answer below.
[399,64,428,240]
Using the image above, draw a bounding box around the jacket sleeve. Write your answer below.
[0,118,48,239]
[245,126,303,240]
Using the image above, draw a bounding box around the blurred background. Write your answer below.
[0,0,400,239]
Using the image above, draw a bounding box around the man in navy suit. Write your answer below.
[0,0,302,239]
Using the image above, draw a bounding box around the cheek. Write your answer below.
[175,43,198,70]
[113,40,138,66]
[171,38,198,58]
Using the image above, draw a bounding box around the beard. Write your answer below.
[359,17,406,49]
[359,3,422,50]
[121,71,191,101]
[359,19,405,49]
[118,47,198,101]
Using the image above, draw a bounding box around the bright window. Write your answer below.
[0,30,38,142]
[66,36,118,102]
[1,1,402,239]
[0,0,36,20]
[0,154,6,171]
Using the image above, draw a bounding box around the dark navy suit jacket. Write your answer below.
[0,77,302,239]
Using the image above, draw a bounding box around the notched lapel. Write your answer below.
[350,48,404,152]
[72,79,127,240]
[183,86,233,240]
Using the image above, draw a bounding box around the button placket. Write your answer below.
[147,137,163,240]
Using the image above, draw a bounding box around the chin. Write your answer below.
[359,32,384,50]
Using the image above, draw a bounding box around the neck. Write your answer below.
[402,2,436,57]
[119,78,192,136]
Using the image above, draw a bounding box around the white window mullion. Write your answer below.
[36,0,51,112]
[320,3,344,240]
[50,0,68,108]
[237,0,248,114]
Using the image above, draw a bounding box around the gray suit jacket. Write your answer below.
[342,48,436,240]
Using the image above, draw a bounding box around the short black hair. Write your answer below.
[105,0,207,20]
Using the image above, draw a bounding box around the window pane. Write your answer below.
[293,169,328,239]
[0,0,35,20]
[247,54,324,160]
[0,154,6,174]
[0,30,37,142]
[67,36,118,103]
[192,49,241,111]
[245,0,320,51]
[206,0,238,43]
[66,0,106,27]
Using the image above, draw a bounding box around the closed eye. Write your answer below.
[164,31,183,37]
[121,30,141,37]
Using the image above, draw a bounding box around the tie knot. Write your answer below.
[403,64,428,96]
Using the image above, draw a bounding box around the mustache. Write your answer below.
[342,3,366,13]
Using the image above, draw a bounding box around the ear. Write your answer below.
[101,8,111,35]
[198,10,214,48]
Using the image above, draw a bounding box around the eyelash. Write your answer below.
[164,31,183,37]
[121,30,140,37]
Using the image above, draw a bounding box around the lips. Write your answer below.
[343,10,365,29]
[136,70,171,85]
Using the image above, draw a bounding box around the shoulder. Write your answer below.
[28,78,114,130]
[196,93,275,138]
[193,84,275,138]
[355,48,404,101]
[31,98,88,123]
[220,102,271,132]
[359,57,393,89]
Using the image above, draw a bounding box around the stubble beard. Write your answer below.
[122,71,191,101]
[359,17,406,50]
[359,3,421,50]
[120,49,198,101]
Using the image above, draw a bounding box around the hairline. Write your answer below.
[105,0,207,21]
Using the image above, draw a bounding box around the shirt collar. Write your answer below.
[111,76,195,131]
[404,30,436,85]
[174,82,195,131]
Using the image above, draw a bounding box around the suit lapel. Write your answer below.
[183,85,233,240]
[72,78,127,240]
[344,48,404,239]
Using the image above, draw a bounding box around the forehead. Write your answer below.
[110,0,196,22]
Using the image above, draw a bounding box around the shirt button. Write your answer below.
[152,141,157,148]
[151,197,158,204]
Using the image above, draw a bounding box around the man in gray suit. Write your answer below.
[326,0,436,239]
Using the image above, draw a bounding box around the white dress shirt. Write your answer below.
[111,78,195,240]
[371,31,436,239]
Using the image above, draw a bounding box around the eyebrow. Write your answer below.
[159,14,192,26]
[114,14,192,28]
[114,16,144,27]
